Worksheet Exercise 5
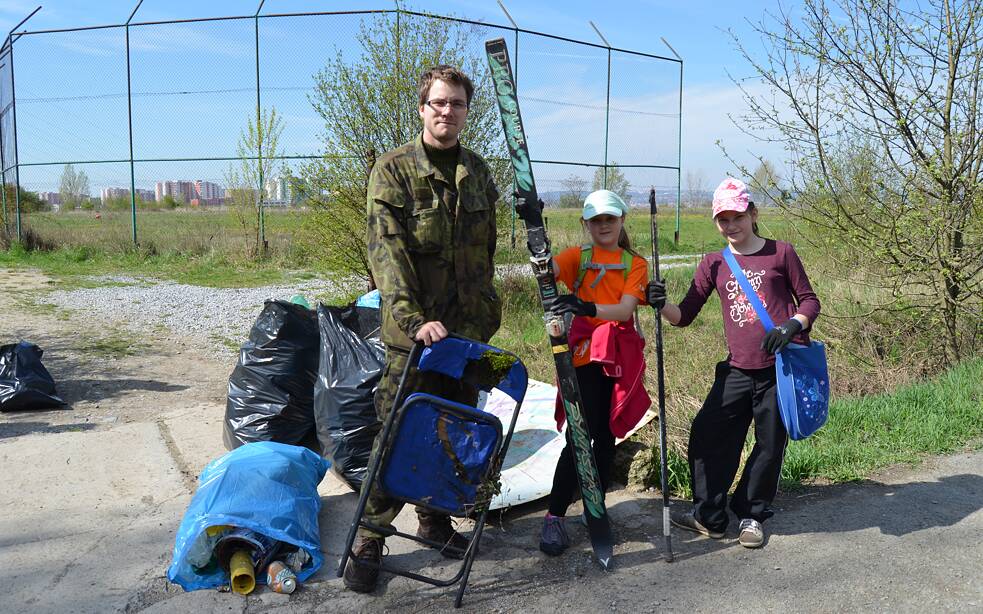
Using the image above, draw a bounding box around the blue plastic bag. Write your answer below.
[775,341,830,440]
[355,289,381,309]
[167,442,329,591]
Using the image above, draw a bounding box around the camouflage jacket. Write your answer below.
[367,133,502,351]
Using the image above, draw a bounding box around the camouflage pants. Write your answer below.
[358,346,479,539]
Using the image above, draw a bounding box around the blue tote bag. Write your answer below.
[721,247,830,440]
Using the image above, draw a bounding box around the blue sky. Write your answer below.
[0,0,788,197]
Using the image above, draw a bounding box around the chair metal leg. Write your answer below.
[455,509,490,607]
[337,344,423,576]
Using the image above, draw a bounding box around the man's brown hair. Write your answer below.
[417,65,474,107]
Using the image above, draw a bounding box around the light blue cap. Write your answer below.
[582,189,629,220]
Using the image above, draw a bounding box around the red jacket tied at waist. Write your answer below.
[555,316,651,439]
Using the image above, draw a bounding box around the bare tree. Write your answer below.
[58,164,90,211]
[750,159,781,205]
[730,0,983,363]
[558,174,589,208]
[225,107,284,257]
[684,169,707,207]
[592,163,632,203]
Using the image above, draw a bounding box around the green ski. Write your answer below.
[485,36,614,569]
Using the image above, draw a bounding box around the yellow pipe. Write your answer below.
[229,550,255,595]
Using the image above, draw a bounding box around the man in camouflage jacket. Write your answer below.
[344,65,502,593]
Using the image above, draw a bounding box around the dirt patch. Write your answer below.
[0,269,231,429]
[0,268,54,293]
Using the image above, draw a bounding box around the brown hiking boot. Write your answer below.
[343,536,383,593]
[416,512,469,559]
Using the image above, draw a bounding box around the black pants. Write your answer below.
[547,363,616,517]
[689,361,788,532]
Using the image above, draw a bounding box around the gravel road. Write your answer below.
[43,275,357,359]
[38,253,702,360]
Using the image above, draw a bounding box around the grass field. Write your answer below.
[13,205,771,255]
[2,206,735,288]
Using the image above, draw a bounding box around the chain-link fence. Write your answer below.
[0,6,682,258]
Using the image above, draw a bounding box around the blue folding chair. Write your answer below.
[338,335,527,607]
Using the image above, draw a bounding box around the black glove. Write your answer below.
[646,279,667,310]
[761,318,803,354]
[551,294,597,317]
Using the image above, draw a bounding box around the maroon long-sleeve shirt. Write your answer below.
[675,239,821,370]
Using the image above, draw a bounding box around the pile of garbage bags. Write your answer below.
[223,298,384,491]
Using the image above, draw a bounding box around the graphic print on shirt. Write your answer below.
[725,268,768,327]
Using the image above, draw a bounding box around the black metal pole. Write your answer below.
[649,187,674,562]
[9,37,20,239]
[125,0,144,246]
[254,0,267,254]
[4,6,41,241]
[0,59,7,236]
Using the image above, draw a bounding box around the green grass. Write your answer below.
[77,331,150,359]
[8,206,791,280]
[0,241,317,288]
[781,357,983,485]
[628,358,983,496]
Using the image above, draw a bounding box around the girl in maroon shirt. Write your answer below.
[647,177,820,548]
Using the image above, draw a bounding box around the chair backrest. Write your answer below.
[380,393,503,516]
[416,337,527,403]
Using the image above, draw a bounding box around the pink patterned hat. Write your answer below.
[712,177,750,218]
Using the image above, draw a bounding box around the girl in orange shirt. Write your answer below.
[540,189,650,556]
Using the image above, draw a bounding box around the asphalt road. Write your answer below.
[1,402,980,613]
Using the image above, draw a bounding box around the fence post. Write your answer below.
[661,37,683,246]
[5,7,42,242]
[590,21,612,190]
[126,1,144,247]
[255,0,267,254]
[10,37,21,241]
[0,61,6,237]
[366,148,377,291]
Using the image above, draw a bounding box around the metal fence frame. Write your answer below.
[0,2,683,247]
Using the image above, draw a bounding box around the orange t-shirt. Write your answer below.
[554,245,648,366]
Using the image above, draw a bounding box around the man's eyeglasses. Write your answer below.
[426,98,468,112]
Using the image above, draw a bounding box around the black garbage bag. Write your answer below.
[0,341,66,412]
[314,303,384,491]
[223,300,320,450]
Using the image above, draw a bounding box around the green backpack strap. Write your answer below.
[572,245,632,296]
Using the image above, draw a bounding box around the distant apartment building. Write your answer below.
[153,179,226,206]
[265,176,293,205]
[101,187,130,202]
[194,180,225,205]
[38,191,62,204]
[155,180,196,204]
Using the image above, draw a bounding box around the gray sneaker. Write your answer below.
[738,518,764,548]
[670,510,724,539]
[539,514,570,556]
